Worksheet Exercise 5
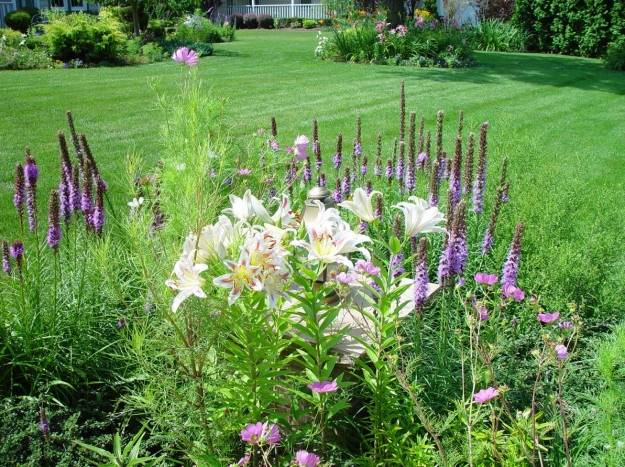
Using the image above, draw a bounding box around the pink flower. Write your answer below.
[355,259,380,276]
[559,320,573,329]
[473,387,498,404]
[308,380,338,393]
[238,168,252,176]
[237,453,251,465]
[474,272,498,286]
[476,305,489,321]
[295,450,321,467]
[537,311,560,324]
[240,422,280,445]
[336,271,358,285]
[294,135,309,161]
[393,25,408,37]
[555,344,568,360]
[172,47,199,67]
[502,284,525,301]
[374,21,387,33]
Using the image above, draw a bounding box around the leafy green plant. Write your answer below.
[467,19,527,52]
[303,19,318,29]
[75,426,162,466]
[174,15,235,44]
[5,9,34,33]
[604,36,625,71]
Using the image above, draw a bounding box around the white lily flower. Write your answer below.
[165,258,208,312]
[338,187,381,222]
[225,190,271,223]
[128,197,144,209]
[270,194,298,228]
[393,196,446,237]
[183,215,235,262]
[213,250,263,305]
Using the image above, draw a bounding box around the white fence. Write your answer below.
[219,3,327,19]
[0,0,16,27]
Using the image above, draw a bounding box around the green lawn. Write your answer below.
[1,29,624,315]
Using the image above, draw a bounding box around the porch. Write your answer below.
[1,0,96,27]
[218,0,328,20]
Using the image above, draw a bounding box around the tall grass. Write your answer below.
[467,19,527,52]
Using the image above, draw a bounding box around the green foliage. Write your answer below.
[75,426,163,466]
[43,12,127,63]
[140,42,166,62]
[604,35,625,70]
[243,13,259,29]
[5,9,34,33]
[257,14,274,29]
[174,14,235,43]
[0,27,24,47]
[303,19,318,29]
[467,19,527,52]
[513,0,625,57]
[0,43,52,70]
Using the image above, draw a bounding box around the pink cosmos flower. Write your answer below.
[537,311,560,324]
[473,387,498,404]
[355,259,380,276]
[294,135,309,161]
[476,305,489,321]
[308,380,338,393]
[295,450,321,467]
[555,344,568,360]
[172,47,199,67]
[474,272,498,286]
[336,271,358,285]
[502,284,525,301]
[240,422,281,445]
[239,168,252,176]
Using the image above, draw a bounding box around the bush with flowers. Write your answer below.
[0,49,614,465]
[316,15,474,67]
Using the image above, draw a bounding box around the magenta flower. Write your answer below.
[476,305,489,321]
[237,453,251,466]
[336,271,358,285]
[172,47,199,67]
[474,272,498,286]
[240,422,280,445]
[555,344,568,361]
[355,259,380,276]
[537,311,560,324]
[294,135,309,161]
[308,380,338,393]
[502,284,525,301]
[473,387,498,404]
[295,450,321,467]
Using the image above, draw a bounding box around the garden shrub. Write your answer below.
[243,13,258,29]
[290,18,303,28]
[43,12,127,63]
[303,19,318,29]
[163,39,214,57]
[513,0,625,57]
[257,14,274,29]
[0,27,24,47]
[274,17,304,29]
[98,5,148,35]
[5,10,32,33]
[604,35,625,70]
[174,14,235,43]
[141,41,167,62]
[0,44,52,70]
[468,19,526,52]
[231,13,244,28]
[145,18,173,40]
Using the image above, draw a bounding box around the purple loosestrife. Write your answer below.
[374,133,382,177]
[318,172,326,187]
[472,122,489,213]
[408,112,416,168]
[333,133,343,171]
[437,238,451,284]
[13,163,25,230]
[366,180,373,195]
[428,159,441,207]
[92,182,105,235]
[10,241,24,273]
[47,190,61,251]
[361,156,368,177]
[396,141,405,190]
[304,158,312,183]
[332,179,343,203]
[463,132,475,195]
[449,135,463,206]
[66,111,84,167]
[502,223,524,291]
[359,221,368,233]
[24,152,38,232]
[385,159,394,184]
[450,201,467,275]
[58,132,74,221]
[341,168,351,198]
[2,241,11,275]
[81,162,93,229]
[406,157,416,192]
[353,116,362,157]
[375,195,383,219]
[414,237,429,311]
[399,81,406,143]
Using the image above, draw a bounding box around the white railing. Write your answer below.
[0,1,16,28]
[219,3,327,19]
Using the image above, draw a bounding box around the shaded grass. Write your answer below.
[0,29,624,317]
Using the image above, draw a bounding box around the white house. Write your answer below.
[1,0,96,27]
[217,0,328,20]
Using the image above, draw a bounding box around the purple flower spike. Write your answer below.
[10,240,24,272]
[92,183,105,235]
[502,224,524,292]
[308,380,338,393]
[385,159,393,183]
[295,450,321,467]
[332,179,343,203]
[172,47,199,67]
[304,159,312,183]
[47,190,61,251]
[13,163,25,225]
[24,153,38,232]
[414,238,429,311]
[391,253,405,278]
[2,241,11,275]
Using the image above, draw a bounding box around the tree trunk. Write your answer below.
[385,0,405,27]
[132,2,141,36]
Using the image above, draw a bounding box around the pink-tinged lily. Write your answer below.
[182,215,235,262]
[338,187,381,223]
[213,251,263,305]
[225,190,271,223]
[165,258,207,312]
[393,196,446,237]
[172,47,199,67]
[270,194,298,228]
